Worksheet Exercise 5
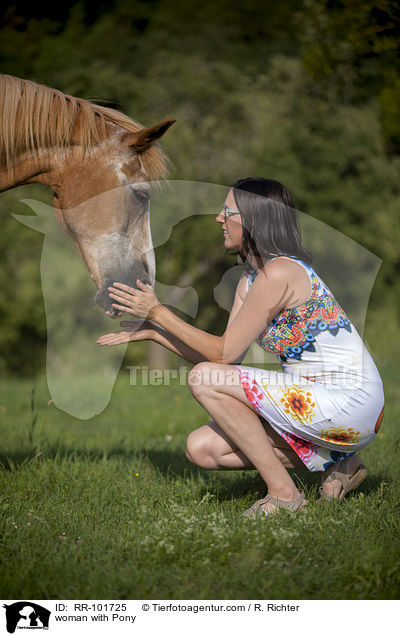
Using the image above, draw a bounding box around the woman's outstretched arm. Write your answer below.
[96,319,206,363]
[147,323,208,364]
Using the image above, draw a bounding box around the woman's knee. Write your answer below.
[185,426,215,469]
[188,362,220,399]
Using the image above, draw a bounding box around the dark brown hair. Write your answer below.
[231,177,312,267]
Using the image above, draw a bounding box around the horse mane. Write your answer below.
[0,74,169,181]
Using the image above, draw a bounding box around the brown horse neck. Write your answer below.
[0,150,61,194]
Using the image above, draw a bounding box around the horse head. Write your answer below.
[50,118,175,316]
[0,74,175,317]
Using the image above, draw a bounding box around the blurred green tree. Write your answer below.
[299,0,400,151]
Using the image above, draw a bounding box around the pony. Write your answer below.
[0,74,175,315]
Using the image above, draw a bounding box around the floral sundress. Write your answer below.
[236,257,384,471]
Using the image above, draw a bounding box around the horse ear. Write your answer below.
[122,118,176,152]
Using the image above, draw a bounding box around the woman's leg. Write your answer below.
[186,418,306,470]
[188,362,305,512]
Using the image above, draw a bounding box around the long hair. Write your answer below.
[231,177,312,267]
[0,74,168,181]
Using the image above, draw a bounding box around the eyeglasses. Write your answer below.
[222,204,241,221]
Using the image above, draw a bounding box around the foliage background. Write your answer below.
[0,0,399,376]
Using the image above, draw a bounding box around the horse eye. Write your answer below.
[133,188,150,203]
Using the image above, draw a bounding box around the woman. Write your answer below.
[97,178,384,517]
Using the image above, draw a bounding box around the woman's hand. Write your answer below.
[108,280,160,319]
[96,320,155,346]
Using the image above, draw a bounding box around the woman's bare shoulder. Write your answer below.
[260,257,307,281]
[259,257,311,307]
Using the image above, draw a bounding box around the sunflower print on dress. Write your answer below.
[256,272,352,361]
[280,385,316,424]
[319,426,361,444]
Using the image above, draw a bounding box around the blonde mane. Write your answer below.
[0,74,169,181]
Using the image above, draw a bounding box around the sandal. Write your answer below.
[243,491,306,519]
[319,460,367,501]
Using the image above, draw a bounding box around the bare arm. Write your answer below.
[151,325,208,364]
[96,318,205,363]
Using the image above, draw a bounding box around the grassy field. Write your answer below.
[0,359,399,600]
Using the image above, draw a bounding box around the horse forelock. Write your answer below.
[0,74,169,182]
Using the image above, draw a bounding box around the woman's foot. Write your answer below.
[320,454,366,500]
[244,488,307,518]
[261,486,302,514]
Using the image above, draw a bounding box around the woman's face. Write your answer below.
[216,189,243,252]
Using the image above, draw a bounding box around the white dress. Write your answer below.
[236,257,384,471]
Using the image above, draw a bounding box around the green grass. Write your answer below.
[0,361,400,600]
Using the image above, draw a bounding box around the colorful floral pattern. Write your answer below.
[236,366,378,472]
[319,426,361,444]
[280,385,316,424]
[280,431,318,465]
[280,432,355,471]
[252,268,352,361]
